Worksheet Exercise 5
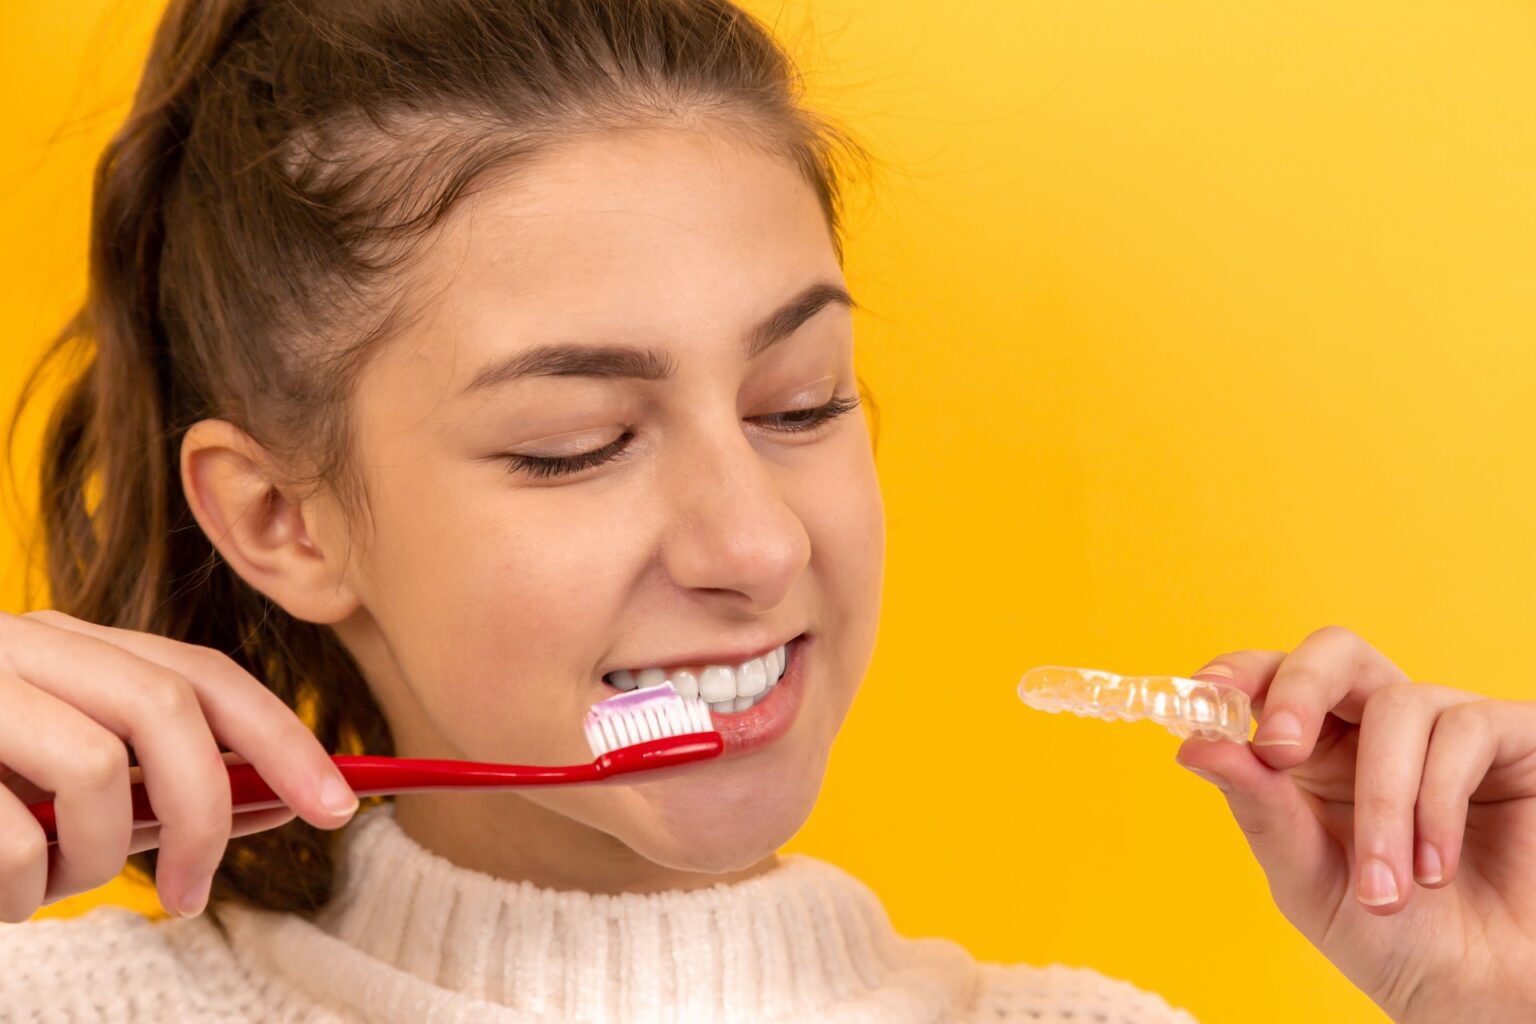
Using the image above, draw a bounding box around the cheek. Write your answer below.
[800,433,885,664]
[383,492,638,760]
[816,431,884,593]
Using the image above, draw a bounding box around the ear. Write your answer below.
[179,419,362,625]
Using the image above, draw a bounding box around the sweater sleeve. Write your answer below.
[971,960,1200,1023]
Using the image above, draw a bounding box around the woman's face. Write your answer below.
[297,125,883,889]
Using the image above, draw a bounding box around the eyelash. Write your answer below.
[501,394,862,479]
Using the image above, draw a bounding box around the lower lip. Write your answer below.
[708,634,808,759]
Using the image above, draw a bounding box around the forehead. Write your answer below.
[355,124,846,434]
[418,125,840,333]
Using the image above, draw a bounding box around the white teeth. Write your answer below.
[604,641,791,712]
[699,665,736,703]
[670,668,699,701]
[736,658,767,698]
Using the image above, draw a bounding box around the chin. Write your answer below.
[626,764,825,874]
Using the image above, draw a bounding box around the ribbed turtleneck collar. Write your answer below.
[215,804,978,1023]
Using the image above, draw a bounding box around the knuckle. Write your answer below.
[1437,700,1492,738]
[249,701,312,750]
[1364,682,1419,715]
[138,668,200,719]
[0,827,46,877]
[189,645,240,678]
[65,737,128,793]
[1415,788,1463,820]
[159,813,233,859]
[163,775,235,828]
[1358,791,1408,827]
[1277,661,1326,692]
[1307,623,1354,642]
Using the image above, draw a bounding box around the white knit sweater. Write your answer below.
[0,805,1199,1022]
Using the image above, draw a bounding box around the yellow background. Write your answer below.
[4,2,1534,1021]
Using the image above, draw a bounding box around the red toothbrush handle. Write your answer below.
[25,733,723,844]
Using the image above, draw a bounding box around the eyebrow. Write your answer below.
[458,281,857,396]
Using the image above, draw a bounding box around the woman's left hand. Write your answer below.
[1175,625,1536,1024]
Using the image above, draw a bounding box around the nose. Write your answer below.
[660,427,811,613]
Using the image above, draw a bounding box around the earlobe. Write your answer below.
[179,419,362,625]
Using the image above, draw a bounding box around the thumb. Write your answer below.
[1176,735,1345,929]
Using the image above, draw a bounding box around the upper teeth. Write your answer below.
[605,643,789,713]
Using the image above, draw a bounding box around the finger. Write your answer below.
[1415,700,1536,890]
[121,753,299,855]
[0,786,49,922]
[2,765,51,803]
[1186,648,1285,708]
[127,805,298,856]
[51,806,299,907]
[2,611,357,827]
[0,621,232,918]
[1175,734,1345,936]
[0,669,132,903]
[100,669,230,920]
[1192,626,1411,770]
[13,611,357,826]
[1351,682,1481,914]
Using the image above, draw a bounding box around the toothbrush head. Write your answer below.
[583,680,719,759]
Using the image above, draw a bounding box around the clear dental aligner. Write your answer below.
[1016,666,1253,743]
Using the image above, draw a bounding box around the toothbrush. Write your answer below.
[26,681,721,844]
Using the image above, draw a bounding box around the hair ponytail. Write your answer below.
[8,0,397,914]
[8,0,871,916]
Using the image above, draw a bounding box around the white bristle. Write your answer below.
[583,681,716,758]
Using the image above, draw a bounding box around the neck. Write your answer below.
[392,789,779,895]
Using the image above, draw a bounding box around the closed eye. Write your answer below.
[499,393,861,479]
[748,393,861,434]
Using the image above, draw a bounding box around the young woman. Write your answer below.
[2,1,1532,1021]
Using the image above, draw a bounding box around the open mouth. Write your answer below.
[601,636,798,714]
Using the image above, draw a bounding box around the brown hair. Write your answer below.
[6,0,872,915]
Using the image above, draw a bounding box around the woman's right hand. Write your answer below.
[0,609,359,921]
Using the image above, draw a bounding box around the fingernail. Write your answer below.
[1415,841,1443,885]
[1253,709,1303,746]
[178,876,212,919]
[1191,664,1237,681]
[1178,763,1232,792]
[320,774,360,817]
[1358,857,1400,906]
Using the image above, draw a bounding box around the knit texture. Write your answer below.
[0,806,1199,1022]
